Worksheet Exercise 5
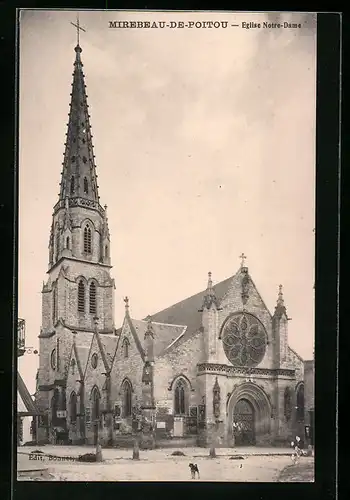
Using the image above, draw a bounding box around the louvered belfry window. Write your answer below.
[78,280,85,313]
[89,282,97,314]
[84,225,92,253]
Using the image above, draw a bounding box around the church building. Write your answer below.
[34,39,309,448]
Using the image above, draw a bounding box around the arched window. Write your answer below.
[91,387,100,422]
[70,176,75,195]
[174,379,187,415]
[84,177,89,194]
[78,280,85,313]
[296,383,305,422]
[69,392,77,424]
[84,225,92,253]
[66,236,70,249]
[105,245,109,258]
[89,282,97,314]
[122,338,129,358]
[122,380,132,417]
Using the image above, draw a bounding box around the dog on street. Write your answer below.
[189,463,200,479]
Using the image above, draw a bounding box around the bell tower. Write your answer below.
[36,30,116,432]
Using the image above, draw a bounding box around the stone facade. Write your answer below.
[34,41,310,448]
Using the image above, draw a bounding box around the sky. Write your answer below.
[18,10,316,401]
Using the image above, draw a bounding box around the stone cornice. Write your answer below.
[47,256,112,274]
[53,197,105,217]
[197,362,295,378]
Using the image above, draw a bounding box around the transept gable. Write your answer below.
[83,333,102,379]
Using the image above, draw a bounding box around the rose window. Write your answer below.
[221,313,267,367]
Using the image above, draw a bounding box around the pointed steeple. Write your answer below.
[199,272,220,311]
[58,42,99,205]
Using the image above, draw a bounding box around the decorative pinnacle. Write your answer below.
[145,315,154,339]
[207,271,213,292]
[277,284,284,307]
[124,296,129,313]
[239,253,247,268]
[200,271,219,311]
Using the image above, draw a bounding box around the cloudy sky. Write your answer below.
[18,10,316,395]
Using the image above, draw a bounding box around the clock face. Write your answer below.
[221,312,267,367]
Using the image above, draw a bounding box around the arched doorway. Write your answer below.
[227,382,272,447]
[232,399,255,446]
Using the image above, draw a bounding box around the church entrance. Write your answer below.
[232,398,256,446]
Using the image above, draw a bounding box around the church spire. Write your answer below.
[58,37,100,207]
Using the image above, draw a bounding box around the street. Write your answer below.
[17,445,313,482]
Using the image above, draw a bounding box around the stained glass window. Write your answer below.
[174,379,186,415]
[123,380,132,417]
[221,312,266,367]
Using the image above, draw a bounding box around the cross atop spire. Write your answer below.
[239,253,247,268]
[70,13,86,47]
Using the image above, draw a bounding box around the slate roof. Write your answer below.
[130,319,187,356]
[17,372,41,415]
[144,275,234,353]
